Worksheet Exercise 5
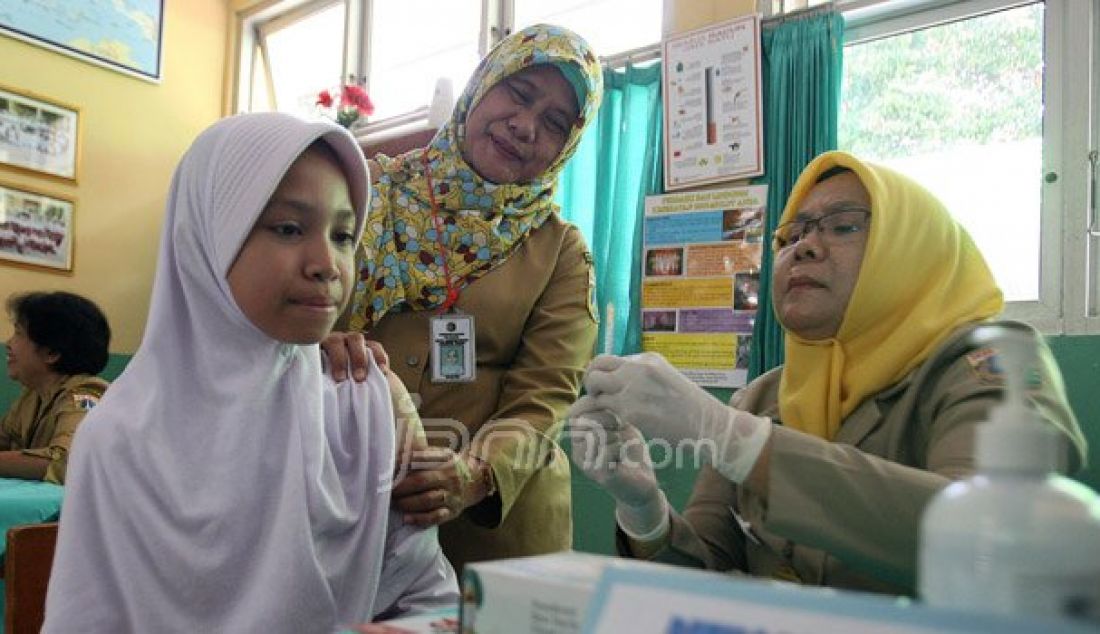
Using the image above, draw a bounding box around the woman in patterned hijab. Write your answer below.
[348,23,602,328]
[330,24,605,572]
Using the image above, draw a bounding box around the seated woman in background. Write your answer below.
[570,151,1087,595]
[1,291,110,484]
[43,112,456,632]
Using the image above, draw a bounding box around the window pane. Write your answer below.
[839,4,1044,302]
[514,0,662,58]
[262,2,346,118]
[368,0,481,121]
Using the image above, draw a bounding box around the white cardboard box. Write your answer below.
[460,551,615,634]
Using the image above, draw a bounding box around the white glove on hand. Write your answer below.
[569,353,772,484]
[569,411,670,540]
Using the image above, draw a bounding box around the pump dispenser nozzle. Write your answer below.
[970,324,1061,473]
[920,323,1100,623]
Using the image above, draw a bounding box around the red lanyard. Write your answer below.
[421,151,460,312]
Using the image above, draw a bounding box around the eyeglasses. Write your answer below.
[772,209,871,251]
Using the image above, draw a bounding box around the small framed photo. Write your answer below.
[0,181,75,272]
[0,84,81,182]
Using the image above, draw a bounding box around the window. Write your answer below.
[232,0,663,131]
[838,0,1099,334]
[512,0,662,60]
[365,0,482,121]
[240,0,348,119]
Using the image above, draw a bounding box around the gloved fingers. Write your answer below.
[574,408,624,431]
[582,366,627,398]
[567,394,609,420]
[587,354,628,372]
[568,425,600,472]
[570,427,622,480]
[622,351,672,369]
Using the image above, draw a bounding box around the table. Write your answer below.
[0,478,63,558]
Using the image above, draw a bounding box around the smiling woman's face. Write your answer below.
[460,64,579,184]
[771,171,871,340]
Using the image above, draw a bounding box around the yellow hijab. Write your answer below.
[776,152,1004,439]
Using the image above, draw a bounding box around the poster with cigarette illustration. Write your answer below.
[662,14,763,191]
[641,185,766,387]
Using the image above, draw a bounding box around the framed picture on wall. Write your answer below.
[0,180,75,272]
[662,14,764,191]
[0,85,81,182]
[0,0,164,82]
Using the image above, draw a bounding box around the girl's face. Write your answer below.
[228,145,357,344]
[460,64,579,184]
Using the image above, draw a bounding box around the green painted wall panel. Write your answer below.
[2,335,1097,557]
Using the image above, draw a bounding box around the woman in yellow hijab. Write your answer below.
[570,151,1086,594]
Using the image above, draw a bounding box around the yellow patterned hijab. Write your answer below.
[776,152,1004,439]
[348,24,603,331]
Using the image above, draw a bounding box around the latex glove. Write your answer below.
[569,411,670,540]
[570,353,772,484]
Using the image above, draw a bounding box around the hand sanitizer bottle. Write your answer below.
[918,324,1100,624]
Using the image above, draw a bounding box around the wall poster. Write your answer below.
[641,185,767,388]
[662,14,764,191]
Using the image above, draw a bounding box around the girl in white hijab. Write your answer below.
[42,112,457,632]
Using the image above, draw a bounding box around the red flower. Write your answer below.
[340,84,375,116]
[316,89,334,108]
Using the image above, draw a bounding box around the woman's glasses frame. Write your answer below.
[772,208,871,251]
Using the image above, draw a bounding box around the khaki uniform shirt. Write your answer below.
[621,321,1086,595]
[369,214,598,572]
[0,374,109,484]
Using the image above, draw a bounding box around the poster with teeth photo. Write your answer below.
[641,185,766,387]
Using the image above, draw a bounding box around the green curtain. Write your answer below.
[749,12,845,379]
[557,62,664,356]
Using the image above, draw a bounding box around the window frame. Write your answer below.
[839,0,1099,335]
[229,0,663,138]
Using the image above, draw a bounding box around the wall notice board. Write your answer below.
[662,14,764,191]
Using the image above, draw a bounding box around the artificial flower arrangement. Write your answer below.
[316,82,375,129]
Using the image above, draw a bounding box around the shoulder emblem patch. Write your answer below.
[72,393,101,411]
[965,348,1041,389]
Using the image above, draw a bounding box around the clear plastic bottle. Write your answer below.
[918,324,1100,624]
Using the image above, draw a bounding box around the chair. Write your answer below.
[3,522,59,634]
[360,126,438,160]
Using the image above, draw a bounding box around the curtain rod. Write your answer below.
[762,1,837,26]
[601,42,662,70]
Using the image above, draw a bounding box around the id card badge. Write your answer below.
[430,311,476,383]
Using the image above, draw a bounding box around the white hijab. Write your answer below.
[44,113,453,632]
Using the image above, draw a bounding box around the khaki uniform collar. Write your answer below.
[30,373,68,400]
[834,363,923,446]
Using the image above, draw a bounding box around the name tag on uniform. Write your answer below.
[430,312,476,383]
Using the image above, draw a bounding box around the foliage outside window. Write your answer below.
[840,4,1043,303]
[838,0,1099,335]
